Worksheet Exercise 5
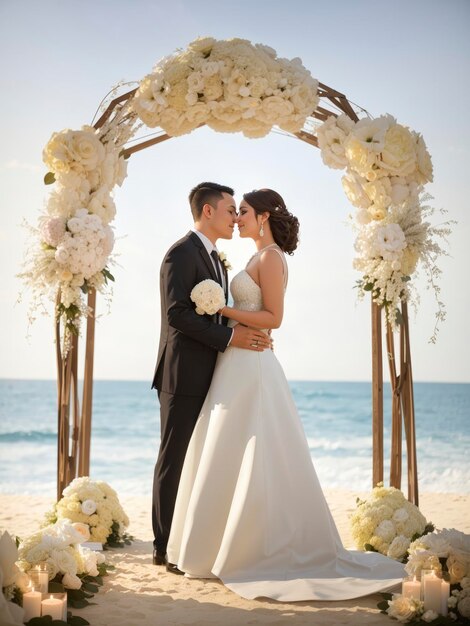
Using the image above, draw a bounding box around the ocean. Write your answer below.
[0,379,468,498]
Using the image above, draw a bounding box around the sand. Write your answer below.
[2,490,469,626]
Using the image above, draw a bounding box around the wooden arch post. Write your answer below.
[55,82,419,505]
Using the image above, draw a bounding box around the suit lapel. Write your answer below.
[188,231,218,282]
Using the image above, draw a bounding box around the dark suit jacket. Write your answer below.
[151,231,232,396]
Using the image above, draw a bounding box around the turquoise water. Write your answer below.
[0,379,468,497]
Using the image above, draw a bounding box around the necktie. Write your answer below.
[210,250,223,324]
[210,250,223,287]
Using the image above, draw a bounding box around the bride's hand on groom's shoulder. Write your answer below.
[231,325,273,352]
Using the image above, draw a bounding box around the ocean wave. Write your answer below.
[0,431,56,442]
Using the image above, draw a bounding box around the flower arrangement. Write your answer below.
[405,529,470,584]
[317,113,453,337]
[190,279,225,315]
[132,36,319,138]
[375,524,470,623]
[351,484,432,560]
[17,519,105,590]
[20,107,138,354]
[46,477,131,547]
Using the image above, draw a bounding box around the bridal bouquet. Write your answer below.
[190,279,225,315]
[351,484,431,560]
[18,519,105,590]
[47,477,130,547]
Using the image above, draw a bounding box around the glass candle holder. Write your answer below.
[28,563,49,593]
[402,575,421,600]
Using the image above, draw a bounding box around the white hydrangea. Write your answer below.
[350,484,428,559]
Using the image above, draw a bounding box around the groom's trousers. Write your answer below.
[152,390,206,554]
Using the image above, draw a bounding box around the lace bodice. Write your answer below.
[228,246,288,329]
[230,270,264,312]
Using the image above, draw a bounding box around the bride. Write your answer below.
[166,188,405,601]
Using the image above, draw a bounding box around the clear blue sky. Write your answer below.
[1,0,469,382]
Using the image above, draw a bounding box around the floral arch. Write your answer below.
[22,37,449,504]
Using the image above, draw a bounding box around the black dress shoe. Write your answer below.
[166,561,184,576]
[153,549,166,566]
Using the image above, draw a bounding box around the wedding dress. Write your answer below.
[167,249,405,601]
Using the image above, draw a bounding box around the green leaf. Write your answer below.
[48,581,65,593]
[363,283,374,291]
[83,582,99,593]
[44,172,56,185]
[102,268,115,282]
[395,308,404,326]
[67,598,91,609]
[377,600,390,611]
[67,616,90,626]
[364,543,378,552]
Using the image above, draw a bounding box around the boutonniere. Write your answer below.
[218,251,232,271]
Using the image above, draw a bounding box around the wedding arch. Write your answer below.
[23,37,449,505]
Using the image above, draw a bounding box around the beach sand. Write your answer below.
[2,490,469,626]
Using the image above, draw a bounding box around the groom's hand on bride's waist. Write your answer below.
[230,325,273,351]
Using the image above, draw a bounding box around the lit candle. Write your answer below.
[29,564,49,593]
[441,579,450,616]
[23,589,42,621]
[402,576,421,599]
[424,571,443,613]
[41,595,63,619]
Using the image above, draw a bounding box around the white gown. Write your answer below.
[167,259,405,601]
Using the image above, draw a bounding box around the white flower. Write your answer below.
[393,508,409,523]
[62,572,82,589]
[317,114,354,170]
[81,499,97,515]
[387,535,410,559]
[459,596,470,618]
[41,217,66,247]
[342,171,371,209]
[72,523,90,542]
[373,223,406,260]
[43,126,105,174]
[379,123,417,177]
[190,279,225,315]
[387,594,423,622]
[422,609,438,622]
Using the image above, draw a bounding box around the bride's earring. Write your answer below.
[259,221,264,237]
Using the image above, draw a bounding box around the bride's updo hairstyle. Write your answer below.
[243,189,300,255]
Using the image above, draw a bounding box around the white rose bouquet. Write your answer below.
[350,483,432,560]
[46,477,131,548]
[17,519,105,590]
[190,279,225,315]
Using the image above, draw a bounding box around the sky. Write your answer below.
[1,0,469,383]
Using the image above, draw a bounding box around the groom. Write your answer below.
[151,182,271,573]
